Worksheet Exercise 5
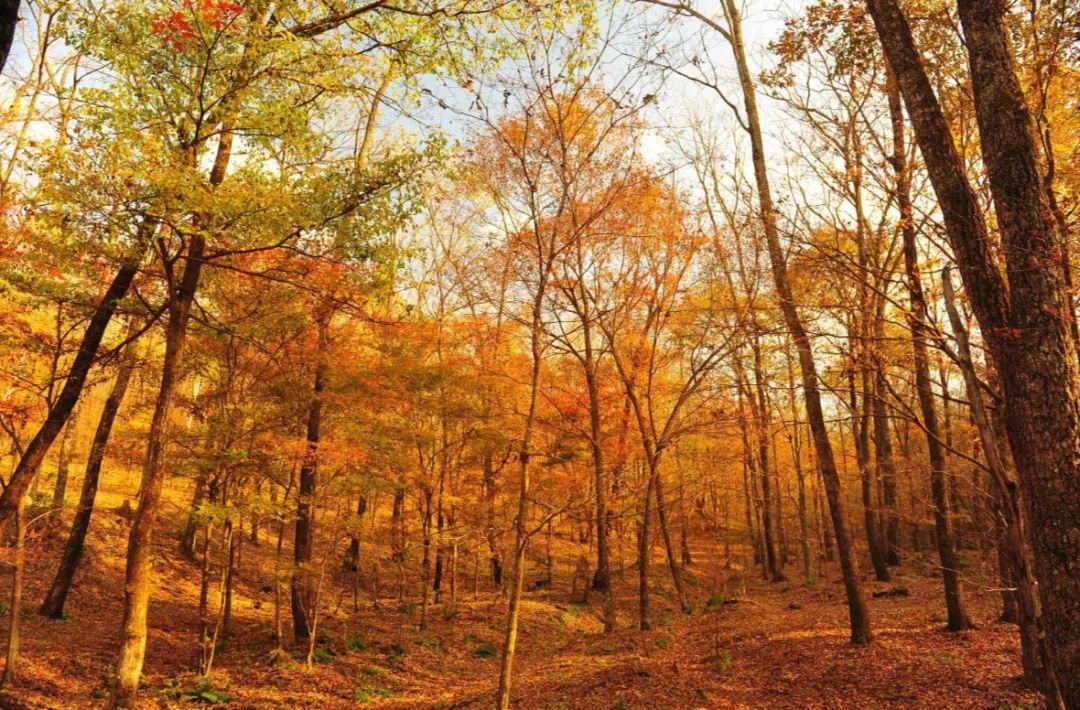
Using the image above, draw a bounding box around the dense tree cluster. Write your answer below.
[0,0,1077,707]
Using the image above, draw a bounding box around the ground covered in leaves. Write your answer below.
[0,495,1042,709]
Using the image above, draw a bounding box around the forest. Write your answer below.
[0,0,1076,707]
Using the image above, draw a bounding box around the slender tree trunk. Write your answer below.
[879,60,972,632]
[51,412,77,514]
[638,471,654,631]
[653,466,690,611]
[585,362,614,632]
[345,496,367,570]
[872,322,899,566]
[420,488,433,630]
[722,0,871,643]
[752,337,784,582]
[482,454,503,588]
[1,496,24,688]
[292,310,328,642]
[181,424,217,559]
[496,282,547,710]
[109,235,204,708]
[853,365,890,582]
[787,353,813,584]
[40,340,136,618]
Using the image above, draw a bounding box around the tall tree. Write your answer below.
[649,0,874,643]
[866,0,1077,700]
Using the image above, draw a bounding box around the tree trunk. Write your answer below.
[955,2,1080,702]
[870,2,1076,696]
[345,495,367,570]
[0,252,143,528]
[496,283,547,710]
[722,0,871,644]
[585,362,614,632]
[881,69,970,630]
[482,454,503,588]
[943,269,1056,694]
[853,365,890,582]
[1,496,24,688]
[51,412,77,514]
[872,340,899,566]
[291,310,328,642]
[40,340,136,618]
[638,471,654,631]
[752,336,784,582]
[653,465,690,612]
[0,0,20,76]
[109,235,204,708]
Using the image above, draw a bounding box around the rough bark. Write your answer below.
[955,3,1080,703]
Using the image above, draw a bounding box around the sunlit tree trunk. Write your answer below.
[291,309,329,642]
[109,234,205,708]
[1,495,25,688]
[722,0,871,644]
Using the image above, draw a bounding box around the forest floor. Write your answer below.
[0,489,1043,709]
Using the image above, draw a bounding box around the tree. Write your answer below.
[866,0,1077,701]
[649,0,873,644]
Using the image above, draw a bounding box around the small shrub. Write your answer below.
[473,642,499,658]
[655,636,672,650]
[312,647,334,664]
[588,643,619,656]
[706,594,727,609]
[179,676,232,705]
[702,650,732,673]
[354,686,393,703]
[418,635,442,651]
[346,632,367,652]
[379,642,406,667]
